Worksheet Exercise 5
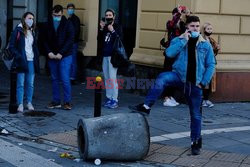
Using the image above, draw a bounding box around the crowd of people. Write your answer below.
[2,3,220,156]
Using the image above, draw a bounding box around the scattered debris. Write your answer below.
[59,152,75,159]
[48,147,58,152]
[94,159,101,166]
[18,143,23,146]
[73,158,81,163]
[48,159,55,162]
[1,129,9,135]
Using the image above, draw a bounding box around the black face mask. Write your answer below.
[105,18,114,25]
[204,31,212,36]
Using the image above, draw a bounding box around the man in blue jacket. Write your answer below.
[43,5,74,110]
[130,16,215,155]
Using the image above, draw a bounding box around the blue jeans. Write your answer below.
[70,43,78,80]
[145,72,203,142]
[16,61,35,105]
[48,56,72,103]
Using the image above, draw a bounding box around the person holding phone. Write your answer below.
[130,16,216,155]
[97,9,122,109]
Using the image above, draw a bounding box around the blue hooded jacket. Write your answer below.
[9,24,40,73]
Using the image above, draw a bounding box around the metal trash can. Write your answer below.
[77,113,150,161]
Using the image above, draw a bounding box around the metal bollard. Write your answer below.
[94,76,102,117]
[9,69,18,114]
[77,113,150,161]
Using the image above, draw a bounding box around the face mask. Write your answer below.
[204,31,212,36]
[105,18,114,25]
[190,31,200,38]
[25,19,33,28]
[67,9,74,15]
[53,16,61,22]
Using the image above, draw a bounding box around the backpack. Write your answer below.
[1,31,20,70]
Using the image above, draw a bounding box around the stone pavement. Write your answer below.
[1,65,250,166]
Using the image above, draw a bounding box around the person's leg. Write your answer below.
[107,57,118,101]
[202,88,209,100]
[48,60,61,103]
[16,73,25,105]
[144,72,183,107]
[106,57,118,108]
[70,43,78,81]
[185,83,203,142]
[60,56,72,104]
[102,57,112,100]
[25,61,35,104]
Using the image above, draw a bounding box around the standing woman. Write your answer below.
[9,12,39,112]
[98,9,121,109]
[201,22,220,107]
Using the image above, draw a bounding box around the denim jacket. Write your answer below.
[165,35,216,86]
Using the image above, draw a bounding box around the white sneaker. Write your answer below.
[27,103,34,111]
[202,100,208,107]
[170,97,179,106]
[17,104,24,112]
[163,98,178,107]
[206,100,214,108]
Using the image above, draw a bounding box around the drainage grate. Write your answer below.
[23,111,56,117]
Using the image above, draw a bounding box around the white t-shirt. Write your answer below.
[25,30,34,61]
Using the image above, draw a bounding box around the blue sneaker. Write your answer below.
[103,98,112,107]
[108,100,118,109]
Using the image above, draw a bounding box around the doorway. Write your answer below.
[0,0,8,48]
[99,0,138,57]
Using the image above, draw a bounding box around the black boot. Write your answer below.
[191,140,201,155]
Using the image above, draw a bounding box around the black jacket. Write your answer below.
[9,24,40,73]
[68,14,80,43]
[43,16,74,58]
[97,23,122,57]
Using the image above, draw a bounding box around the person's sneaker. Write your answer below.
[128,103,150,116]
[170,97,179,105]
[191,141,201,155]
[47,102,61,109]
[63,102,72,110]
[108,100,118,109]
[163,98,178,107]
[17,104,24,112]
[202,100,208,107]
[103,98,112,107]
[206,100,214,108]
[27,103,34,111]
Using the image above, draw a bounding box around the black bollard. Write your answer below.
[94,77,102,117]
[9,69,18,114]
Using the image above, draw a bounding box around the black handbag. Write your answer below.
[1,31,20,70]
[111,36,129,68]
[1,47,14,70]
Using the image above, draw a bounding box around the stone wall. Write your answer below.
[131,0,250,72]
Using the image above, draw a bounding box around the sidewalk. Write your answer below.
[1,65,250,167]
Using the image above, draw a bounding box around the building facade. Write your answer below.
[0,0,250,101]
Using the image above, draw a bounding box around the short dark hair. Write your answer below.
[52,5,63,13]
[67,3,75,9]
[105,8,115,16]
[186,16,200,24]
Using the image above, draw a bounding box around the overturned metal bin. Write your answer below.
[77,113,150,161]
